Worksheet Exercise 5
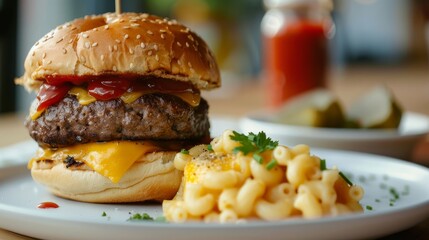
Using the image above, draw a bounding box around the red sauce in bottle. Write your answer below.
[262,1,332,108]
[264,21,328,107]
[37,202,59,209]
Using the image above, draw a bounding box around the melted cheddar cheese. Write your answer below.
[29,141,159,183]
[184,154,241,184]
[69,87,96,105]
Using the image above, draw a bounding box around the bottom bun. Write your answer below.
[31,151,182,203]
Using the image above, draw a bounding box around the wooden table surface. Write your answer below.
[0,65,428,239]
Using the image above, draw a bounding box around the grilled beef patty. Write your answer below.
[26,94,210,148]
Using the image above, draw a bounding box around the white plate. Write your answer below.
[240,112,429,159]
[0,150,428,240]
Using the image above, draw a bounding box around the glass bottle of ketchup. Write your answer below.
[261,0,334,107]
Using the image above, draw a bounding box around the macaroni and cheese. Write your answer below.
[162,130,364,223]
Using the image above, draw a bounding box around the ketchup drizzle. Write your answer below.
[35,75,199,111]
[37,202,59,209]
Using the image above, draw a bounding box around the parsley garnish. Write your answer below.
[266,159,278,170]
[389,187,400,200]
[180,149,189,155]
[253,153,263,164]
[127,213,167,223]
[320,159,353,186]
[366,205,373,211]
[230,131,278,164]
[320,159,327,171]
[339,171,353,186]
[102,211,107,217]
[207,144,213,152]
[128,213,154,221]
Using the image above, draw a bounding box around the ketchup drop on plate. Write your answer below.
[37,202,59,209]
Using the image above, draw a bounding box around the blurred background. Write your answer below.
[0,0,428,114]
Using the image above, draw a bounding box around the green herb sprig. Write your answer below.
[127,213,167,223]
[230,131,278,164]
[207,144,213,152]
[320,159,354,186]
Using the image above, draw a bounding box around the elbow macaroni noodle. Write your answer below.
[162,130,364,222]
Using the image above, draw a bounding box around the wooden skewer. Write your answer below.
[115,0,122,15]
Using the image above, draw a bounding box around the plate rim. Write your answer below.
[240,111,429,140]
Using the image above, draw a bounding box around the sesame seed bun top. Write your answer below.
[17,12,221,91]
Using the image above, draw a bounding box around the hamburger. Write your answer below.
[16,12,220,203]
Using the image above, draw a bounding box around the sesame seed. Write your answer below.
[188,35,194,41]
[161,34,165,39]
[140,42,146,48]
[130,63,134,68]
[147,30,153,35]
[188,62,192,67]
[113,45,118,51]
[68,39,73,44]
[85,42,90,48]
[66,23,72,27]
[177,59,181,65]
[92,42,98,47]
[153,44,158,51]
[32,51,35,56]
[47,60,52,65]
[185,42,190,47]
[130,19,138,23]
[81,56,86,63]
[71,26,77,30]
[62,48,67,54]
[115,39,121,44]
[129,48,134,54]
[35,42,39,46]
[109,46,113,52]
[123,26,130,29]
[148,50,152,56]
[113,66,117,71]
[124,34,129,39]
[82,33,89,38]
[131,23,140,27]
[120,19,125,23]
[101,54,105,61]
[160,29,167,33]
[42,53,46,59]
[136,34,141,39]
[57,26,63,30]
[176,42,182,47]
[155,55,159,61]
[141,13,149,18]
[141,18,147,22]
[104,25,109,30]
[149,20,156,24]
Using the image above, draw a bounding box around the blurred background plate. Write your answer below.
[240,111,429,160]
